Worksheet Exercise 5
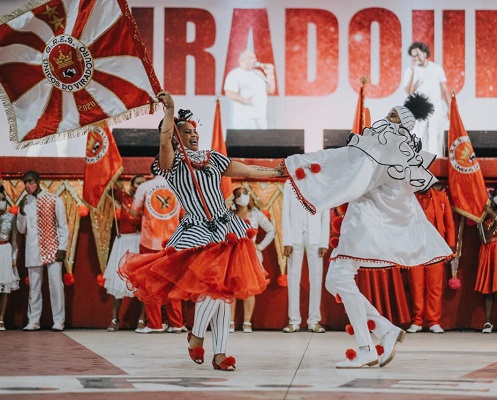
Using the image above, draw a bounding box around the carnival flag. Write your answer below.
[447,94,487,223]
[211,98,232,199]
[83,126,123,210]
[0,0,161,148]
[351,76,371,135]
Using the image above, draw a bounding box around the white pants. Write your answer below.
[287,238,323,326]
[326,258,394,348]
[192,296,230,354]
[27,262,65,325]
[416,114,448,158]
[233,117,268,129]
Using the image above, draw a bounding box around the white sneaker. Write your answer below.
[379,326,406,367]
[135,326,165,334]
[429,324,444,334]
[0,321,5,331]
[166,326,184,333]
[282,324,300,333]
[406,324,422,333]
[482,323,493,333]
[23,323,40,331]
[308,323,326,333]
[242,322,252,333]
[229,321,235,333]
[336,346,378,369]
[52,323,65,331]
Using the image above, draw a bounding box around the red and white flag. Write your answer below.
[351,76,371,135]
[447,95,487,223]
[83,126,123,210]
[211,98,232,199]
[0,0,162,148]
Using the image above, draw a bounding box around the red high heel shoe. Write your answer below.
[187,332,204,364]
[212,355,236,371]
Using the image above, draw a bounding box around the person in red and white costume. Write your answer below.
[17,170,68,332]
[284,94,453,368]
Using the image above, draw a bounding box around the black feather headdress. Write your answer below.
[404,93,434,121]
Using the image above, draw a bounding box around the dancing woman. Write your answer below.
[121,91,285,371]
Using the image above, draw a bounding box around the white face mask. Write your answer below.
[0,201,6,211]
[235,193,250,207]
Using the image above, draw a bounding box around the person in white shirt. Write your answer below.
[17,170,68,331]
[282,180,330,333]
[229,186,275,333]
[224,49,275,129]
[403,42,451,157]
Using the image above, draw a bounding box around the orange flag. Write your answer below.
[352,76,371,135]
[447,95,487,222]
[83,126,123,209]
[211,98,232,199]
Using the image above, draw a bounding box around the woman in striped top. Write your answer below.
[121,91,285,371]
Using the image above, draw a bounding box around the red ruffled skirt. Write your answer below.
[475,241,497,294]
[119,235,268,304]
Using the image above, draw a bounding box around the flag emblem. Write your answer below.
[85,129,109,164]
[448,136,479,174]
[146,186,180,220]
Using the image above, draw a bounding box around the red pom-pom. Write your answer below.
[345,348,357,360]
[331,216,343,234]
[448,277,461,290]
[345,324,354,335]
[375,344,385,356]
[63,272,75,286]
[277,273,288,287]
[225,232,238,244]
[24,276,30,286]
[96,274,105,287]
[329,236,339,249]
[246,228,258,239]
[165,246,177,255]
[192,346,204,359]
[9,205,18,215]
[310,163,321,173]
[367,320,376,330]
[223,356,236,367]
[336,203,348,215]
[295,168,306,180]
[78,204,89,217]
[262,209,271,219]
[335,293,342,303]
[115,208,122,220]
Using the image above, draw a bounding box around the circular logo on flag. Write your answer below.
[449,136,479,174]
[85,129,109,164]
[42,35,93,92]
[146,186,179,220]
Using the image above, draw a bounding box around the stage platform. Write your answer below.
[0,329,496,399]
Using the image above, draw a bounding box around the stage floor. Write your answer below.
[1,329,496,399]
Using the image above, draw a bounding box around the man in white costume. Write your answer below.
[282,179,329,333]
[17,170,68,331]
[284,94,453,368]
[224,49,275,129]
[403,42,450,157]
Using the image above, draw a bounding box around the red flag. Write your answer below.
[0,0,161,148]
[447,95,487,222]
[83,126,123,209]
[352,76,371,135]
[211,99,232,199]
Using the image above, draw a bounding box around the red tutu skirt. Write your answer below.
[119,235,268,304]
[475,241,497,294]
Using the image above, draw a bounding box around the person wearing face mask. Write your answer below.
[403,42,451,157]
[103,174,147,332]
[224,49,275,129]
[0,185,20,331]
[120,91,285,371]
[229,187,275,333]
[17,170,68,331]
[283,93,453,369]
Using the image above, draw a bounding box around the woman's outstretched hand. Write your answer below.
[157,90,174,110]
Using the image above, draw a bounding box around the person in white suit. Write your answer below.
[282,179,330,333]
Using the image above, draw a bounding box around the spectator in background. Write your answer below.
[403,42,451,157]
[17,170,68,331]
[0,184,19,331]
[407,185,455,334]
[104,174,147,332]
[281,179,330,334]
[229,186,275,333]
[224,49,275,129]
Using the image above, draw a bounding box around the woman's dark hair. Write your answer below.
[408,42,431,58]
[0,184,4,194]
[131,174,145,186]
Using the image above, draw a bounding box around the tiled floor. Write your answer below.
[1,329,496,399]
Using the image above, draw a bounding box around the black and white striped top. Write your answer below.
[152,150,250,250]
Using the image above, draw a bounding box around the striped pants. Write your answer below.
[191,296,230,354]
